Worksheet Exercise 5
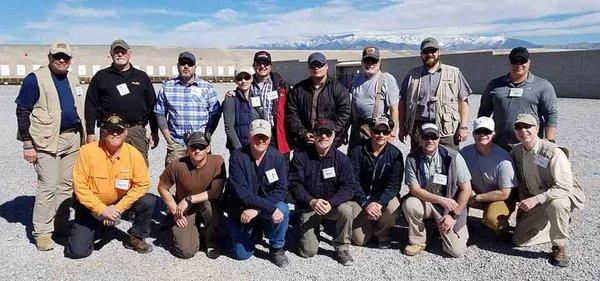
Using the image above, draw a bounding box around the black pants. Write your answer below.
[64,194,156,259]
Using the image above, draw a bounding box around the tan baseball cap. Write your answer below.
[250,119,271,138]
[514,113,537,126]
[49,42,72,57]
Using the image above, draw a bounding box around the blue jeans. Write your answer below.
[224,202,289,260]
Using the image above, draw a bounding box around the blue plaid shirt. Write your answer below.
[154,76,222,144]
[251,76,274,125]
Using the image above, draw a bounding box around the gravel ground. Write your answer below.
[0,83,598,280]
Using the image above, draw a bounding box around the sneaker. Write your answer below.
[206,247,221,259]
[123,235,153,254]
[378,240,391,249]
[335,250,354,266]
[404,243,426,256]
[35,235,55,251]
[550,245,570,267]
[270,247,289,268]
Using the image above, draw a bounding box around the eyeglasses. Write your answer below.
[178,59,195,67]
[514,123,535,130]
[421,134,439,141]
[51,53,71,61]
[235,73,252,82]
[315,129,333,137]
[309,62,326,70]
[361,58,379,64]
[421,48,438,55]
[371,129,391,136]
[111,49,128,55]
[474,128,493,135]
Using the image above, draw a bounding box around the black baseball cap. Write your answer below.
[253,51,272,63]
[362,46,380,61]
[314,118,335,135]
[178,51,196,65]
[101,114,127,131]
[509,47,530,64]
[185,131,211,147]
[307,52,327,65]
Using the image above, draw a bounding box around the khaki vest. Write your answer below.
[404,63,461,137]
[26,66,86,153]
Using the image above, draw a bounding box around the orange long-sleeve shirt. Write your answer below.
[73,141,150,215]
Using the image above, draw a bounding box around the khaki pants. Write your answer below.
[171,200,221,259]
[402,196,469,257]
[351,197,400,245]
[297,201,355,257]
[165,142,187,167]
[125,125,150,166]
[469,200,514,232]
[33,131,80,237]
[513,197,572,247]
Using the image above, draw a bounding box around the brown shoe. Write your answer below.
[404,243,426,256]
[550,245,570,267]
[35,235,55,251]
[123,235,153,254]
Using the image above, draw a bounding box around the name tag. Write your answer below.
[251,96,262,107]
[116,83,130,96]
[534,154,550,168]
[115,179,130,190]
[190,87,202,96]
[75,85,83,96]
[266,90,279,101]
[508,88,523,97]
[432,174,448,185]
[266,169,279,184]
[322,167,336,179]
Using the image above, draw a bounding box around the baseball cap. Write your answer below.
[101,114,127,131]
[178,51,196,65]
[307,52,327,65]
[314,118,335,135]
[49,42,72,57]
[250,119,271,138]
[234,69,252,80]
[371,116,391,130]
[110,39,130,51]
[514,113,537,126]
[509,47,530,64]
[420,123,440,137]
[421,37,440,51]
[253,51,272,63]
[473,116,495,131]
[184,131,211,147]
[362,46,380,61]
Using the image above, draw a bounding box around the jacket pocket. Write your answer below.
[440,112,459,135]
[29,113,54,148]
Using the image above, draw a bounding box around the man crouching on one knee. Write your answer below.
[402,123,472,257]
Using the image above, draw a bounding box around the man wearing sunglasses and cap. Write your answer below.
[289,118,360,266]
[398,37,472,151]
[15,42,86,251]
[510,114,585,267]
[348,116,404,249]
[157,131,226,259]
[478,47,559,151]
[154,51,222,166]
[402,123,472,257]
[66,114,156,259]
[459,117,516,236]
[286,52,351,149]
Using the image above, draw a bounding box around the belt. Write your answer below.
[128,122,146,127]
[60,127,78,134]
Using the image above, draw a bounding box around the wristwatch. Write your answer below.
[459,125,468,130]
[184,195,193,205]
[449,211,460,220]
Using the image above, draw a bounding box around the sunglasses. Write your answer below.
[52,53,71,61]
[178,59,195,67]
[107,128,125,135]
[361,58,379,64]
[421,134,439,141]
[309,62,326,70]
[254,60,271,66]
[510,58,529,65]
[235,73,252,82]
[111,49,128,55]
[371,129,391,136]
[189,144,208,151]
[315,129,333,137]
[421,48,438,55]
[514,123,534,130]
[474,128,493,135]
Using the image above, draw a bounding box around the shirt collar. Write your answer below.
[174,75,200,86]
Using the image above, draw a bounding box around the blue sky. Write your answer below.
[1,0,599,47]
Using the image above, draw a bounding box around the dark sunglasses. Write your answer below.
[510,57,529,65]
[474,128,493,135]
[315,129,333,137]
[362,58,379,64]
[514,123,534,130]
[52,53,71,61]
[421,134,439,141]
[107,128,125,135]
[421,48,438,55]
[254,59,271,66]
[178,59,195,67]
[235,73,252,82]
[371,129,391,136]
[189,144,208,150]
[309,62,326,70]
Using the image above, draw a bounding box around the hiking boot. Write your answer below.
[378,240,391,249]
[206,247,221,259]
[404,243,426,256]
[123,235,153,254]
[550,245,570,267]
[270,247,289,268]
[335,250,354,266]
[35,235,55,251]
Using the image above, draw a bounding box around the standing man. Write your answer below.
[402,123,472,257]
[348,117,403,249]
[459,117,516,236]
[154,51,222,165]
[289,119,360,266]
[157,131,225,259]
[398,37,472,151]
[511,114,585,267]
[85,39,159,164]
[286,52,351,149]
[222,119,290,268]
[65,114,156,259]
[349,46,400,149]
[478,47,558,151]
[15,42,86,251]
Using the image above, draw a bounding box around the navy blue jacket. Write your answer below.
[348,142,403,207]
[289,147,359,208]
[224,145,287,217]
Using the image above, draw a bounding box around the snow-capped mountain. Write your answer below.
[235,33,541,51]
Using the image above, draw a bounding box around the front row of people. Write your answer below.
[64,113,585,268]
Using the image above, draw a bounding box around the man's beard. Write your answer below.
[422,56,439,69]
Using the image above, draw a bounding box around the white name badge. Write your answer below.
[322,167,336,179]
[251,96,262,107]
[266,90,279,101]
[534,154,550,168]
[266,169,279,184]
[115,179,130,190]
[432,174,448,185]
[116,83,130,96]
[190,87,202,96]
[508,88,523,97]
[75,85,83,96]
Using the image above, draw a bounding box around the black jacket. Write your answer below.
[285,76,351,149]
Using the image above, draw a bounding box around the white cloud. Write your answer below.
[54,3,117,18]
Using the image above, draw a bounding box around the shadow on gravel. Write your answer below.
[0,195,35,243]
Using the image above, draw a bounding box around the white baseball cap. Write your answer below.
[473,116,495,131]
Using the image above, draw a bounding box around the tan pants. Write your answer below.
[513,197,572,247]
[171,200,221,259]
[469,200,513,232]
[165,142,187,167]
[297,201,355,257]
[351,197,400,245]
[125,125,150,166]
[33,131,80,237]
[402,196,469,257]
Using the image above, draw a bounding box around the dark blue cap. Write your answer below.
[307,52,327,65]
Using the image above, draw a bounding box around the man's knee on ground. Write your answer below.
[444,244,466,258]
[64,243,93,259]
[298,243,318,258]
[171,246,197,259]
